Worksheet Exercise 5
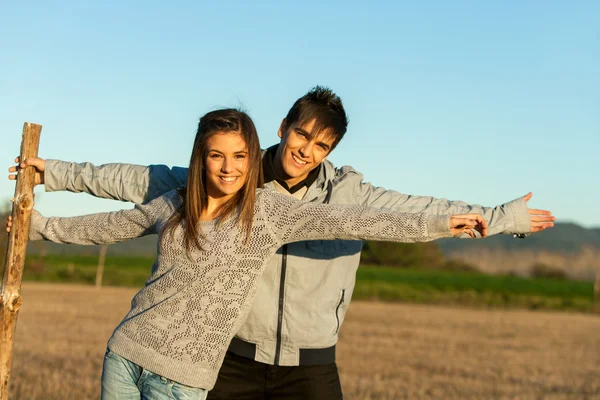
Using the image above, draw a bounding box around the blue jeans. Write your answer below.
[101,349,208,400]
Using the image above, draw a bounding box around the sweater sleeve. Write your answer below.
[258,191,452,247]
[29,191,177,245]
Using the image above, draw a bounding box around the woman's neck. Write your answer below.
[200,195,231,220]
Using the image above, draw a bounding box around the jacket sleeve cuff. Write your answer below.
[29,210,48,241]
[427,215,452,239]
[503,197,532,234]
[44,159,73,193]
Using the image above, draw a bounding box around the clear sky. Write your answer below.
[1,1,598,226]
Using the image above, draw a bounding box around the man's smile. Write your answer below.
[291,153,308,166]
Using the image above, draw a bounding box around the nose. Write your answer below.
[299,141,313,158]
[221,157,234,173]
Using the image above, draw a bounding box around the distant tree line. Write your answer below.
[361,241,477,271]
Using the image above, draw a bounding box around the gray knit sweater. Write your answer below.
[30,189,452,389]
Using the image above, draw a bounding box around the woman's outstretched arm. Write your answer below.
[258,190,487,247]
[24,191,176,245]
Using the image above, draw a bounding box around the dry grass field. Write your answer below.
[7,283,600,400]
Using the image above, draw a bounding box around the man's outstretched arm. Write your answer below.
[8,157,187,204]
[335,166,554,237]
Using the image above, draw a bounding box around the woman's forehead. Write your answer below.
[206,131,248,152]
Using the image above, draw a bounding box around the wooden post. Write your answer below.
[0,122,42,399]
[95,245,107,289]
[594,266,600,314]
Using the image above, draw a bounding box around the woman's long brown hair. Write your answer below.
[163,108,264,253]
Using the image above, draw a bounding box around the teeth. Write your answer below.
[221,177,237,182]
[292,154,307,165]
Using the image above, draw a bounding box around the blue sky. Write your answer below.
[1,1,598,226]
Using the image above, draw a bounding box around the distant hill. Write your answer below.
[437,223,600,254]
[436,223,600,281]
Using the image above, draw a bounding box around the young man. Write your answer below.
[11,86,554,399]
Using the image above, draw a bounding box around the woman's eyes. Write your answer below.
[208,153,246,159]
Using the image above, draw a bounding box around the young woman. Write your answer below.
[10,108,487,399]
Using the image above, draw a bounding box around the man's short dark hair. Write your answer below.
[283,86,348,150]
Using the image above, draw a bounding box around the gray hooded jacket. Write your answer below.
[44,156,531,366]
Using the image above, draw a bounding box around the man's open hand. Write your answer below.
[524,192,555,233]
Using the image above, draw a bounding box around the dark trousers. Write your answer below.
[208,351,343,400]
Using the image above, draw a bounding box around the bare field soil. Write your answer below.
[8,283,600,400]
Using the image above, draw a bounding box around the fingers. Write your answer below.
[8,156,21,181]
[8,161,19,181]
[528,209,552,216]
[8,166,17,181]
[530,215,555,223]
[469,214,488,237]
[450,214,488,238]
[6,215,12,233]
[523,192,533,202]
[529,211,556,233]
[8,156,46,184]
[450,223,482,238]
[9,156,45,169]
[531,221,555,232]
[20,157,46,170]
[525,194,556,231]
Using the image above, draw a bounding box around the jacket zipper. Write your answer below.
[274,244,288,366]
[335,289,345,335]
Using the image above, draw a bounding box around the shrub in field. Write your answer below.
[530,262,567,280]
[24,258,46,274]
[361,241,445,268]
[440,259,479,272]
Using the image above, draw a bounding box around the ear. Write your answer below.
[277,119,286,139]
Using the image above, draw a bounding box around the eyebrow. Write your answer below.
[295,127,311,137]
[208,149,248,154]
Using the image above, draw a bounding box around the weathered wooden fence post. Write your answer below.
[0,122,42,399]
[96,245,107,289]
[594,266,600,314]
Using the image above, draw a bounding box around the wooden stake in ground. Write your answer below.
[594,266,600,314]
[0,122,42,400]
[95,245,108,289]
